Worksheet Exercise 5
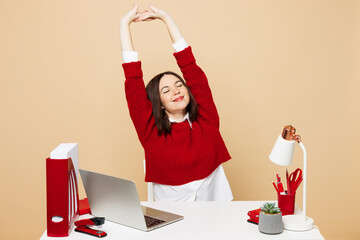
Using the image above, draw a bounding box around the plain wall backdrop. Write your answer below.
[1,0,359,239]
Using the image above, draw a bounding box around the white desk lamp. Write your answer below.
[269,125,314,231]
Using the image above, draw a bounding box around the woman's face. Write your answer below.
[159,74,190,117]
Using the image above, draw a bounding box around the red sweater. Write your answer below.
[123,47,231,185]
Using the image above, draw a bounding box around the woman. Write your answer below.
[120,5,233,201]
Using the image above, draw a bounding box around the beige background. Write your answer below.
[1,0,359,239]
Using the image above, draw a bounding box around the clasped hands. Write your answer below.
[121,5,169,25]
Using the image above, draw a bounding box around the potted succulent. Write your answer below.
[258,202,283,234]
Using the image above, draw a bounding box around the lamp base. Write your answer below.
[283,215,314,231]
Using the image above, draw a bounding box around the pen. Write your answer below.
[286,169,290,195]
[272,181,280,193]
[276,173,284,192]
[277,182,284,193]
[276,172,280,183]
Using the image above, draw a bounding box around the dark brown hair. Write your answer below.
[146,71,198,135]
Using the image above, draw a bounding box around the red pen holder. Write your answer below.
[277,191,295,215]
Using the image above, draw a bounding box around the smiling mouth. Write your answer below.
[173,96,184,102]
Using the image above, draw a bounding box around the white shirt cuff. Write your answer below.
[122,51,138,63]
[172,38,188,52]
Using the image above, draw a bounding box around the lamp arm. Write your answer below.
[299,142,307,218]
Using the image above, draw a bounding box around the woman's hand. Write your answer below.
[121,4,183,47]
[135,5,170,22]
[120,5,142,26]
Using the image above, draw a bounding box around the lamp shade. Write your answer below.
[269,135,295,166]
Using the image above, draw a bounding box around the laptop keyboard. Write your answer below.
[144,215,165,228]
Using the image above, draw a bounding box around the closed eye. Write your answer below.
[175,81,183,87]
[161,86,169,94]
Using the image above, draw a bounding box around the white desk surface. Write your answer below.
[40,201,325,240]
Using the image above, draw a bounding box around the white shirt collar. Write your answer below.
[168,112,192,127]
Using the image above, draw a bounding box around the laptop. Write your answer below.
[79,169,184,231]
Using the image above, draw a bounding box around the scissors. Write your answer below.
[289,168,303,194]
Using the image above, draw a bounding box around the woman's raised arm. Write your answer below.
[120,5,141,52]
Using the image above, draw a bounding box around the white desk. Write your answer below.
[40,201,325,240]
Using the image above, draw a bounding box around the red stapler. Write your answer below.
[247,208,261,225]
[74,217,107,238]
